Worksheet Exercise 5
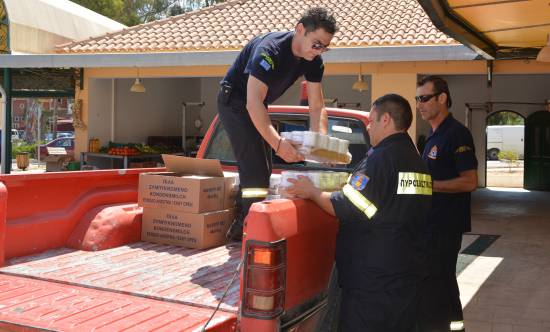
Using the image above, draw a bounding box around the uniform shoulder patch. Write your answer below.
[455,145,472,154]
[428,145,438,160]
[259,59,271,71]
[351,173,369,190]
[260,52,275,70]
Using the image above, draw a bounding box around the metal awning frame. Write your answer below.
[418,0,545,60]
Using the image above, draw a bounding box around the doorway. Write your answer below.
[485,111,525,188]
[525,111,550,191]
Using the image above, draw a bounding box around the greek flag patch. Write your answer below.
[260,59,271,71]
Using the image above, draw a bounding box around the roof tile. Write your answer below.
[56,0,456,53]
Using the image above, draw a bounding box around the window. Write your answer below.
[54,139,72,148]
[203,113,370,171]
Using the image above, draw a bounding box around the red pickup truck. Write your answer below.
[0,105,370,331]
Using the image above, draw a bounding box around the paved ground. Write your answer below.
[486,160,524,188]
[3,159,47,173]
[461,187,550,331]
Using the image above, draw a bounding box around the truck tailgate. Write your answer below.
[0,242,241,331]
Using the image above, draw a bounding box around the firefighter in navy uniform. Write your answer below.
[416,76,478,332]
[217,7,338,241]
[288,94,432,332]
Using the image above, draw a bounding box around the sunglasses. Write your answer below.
[312,41,330,52]
[415,92,442,103]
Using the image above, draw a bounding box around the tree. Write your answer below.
[487,111,524,126]
[498,150,519,172]
[71,0,125,23]
[71,0,225,26]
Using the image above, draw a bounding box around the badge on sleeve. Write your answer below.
[428,145,438,160]
[455,145,472,154]
[351,173,369,190]
[260,52,275,71]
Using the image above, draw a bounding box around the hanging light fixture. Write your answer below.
[536,34,550,62]
[130,67,146,93]
[352,63,369,92]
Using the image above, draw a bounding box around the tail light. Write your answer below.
[242,239,287,319]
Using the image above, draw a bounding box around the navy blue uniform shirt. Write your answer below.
[422,113,478,233]
[330,133,432,291]
[222,31,324,105]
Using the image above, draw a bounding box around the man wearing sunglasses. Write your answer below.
[416,76,478,332]
[217,7,337,241]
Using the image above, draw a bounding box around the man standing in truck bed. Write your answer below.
[218,7,338,241]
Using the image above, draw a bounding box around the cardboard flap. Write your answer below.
[162,154,224,177]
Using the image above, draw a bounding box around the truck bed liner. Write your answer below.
[0,242,241,313]
[0,274,236,331]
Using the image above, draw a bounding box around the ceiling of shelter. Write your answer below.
[419,0,550,60]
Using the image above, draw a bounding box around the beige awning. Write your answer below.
[3,0,126,54]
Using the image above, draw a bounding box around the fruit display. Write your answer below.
[108,146,140,156]
[101,142,169,156]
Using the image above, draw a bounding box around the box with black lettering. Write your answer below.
[138,154,238,213]
[141,208,235,249]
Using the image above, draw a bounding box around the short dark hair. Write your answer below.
[417,75,452,108]
[298,7,338,35]
[372,94,413,131]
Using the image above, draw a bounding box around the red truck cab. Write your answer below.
[0,106,370,331]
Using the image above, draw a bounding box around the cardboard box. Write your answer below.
[141,208,234,249]
[138,155,237,213]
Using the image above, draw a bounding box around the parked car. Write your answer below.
[44,131,75,142]
[11,129,20,141]
[39,137,74,159]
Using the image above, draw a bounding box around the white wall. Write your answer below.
[275,75,372,112]
[88,78,202,145]
[415,74,550,187]
[88,79,114,146]
[115,78,199,144]
[201,77,222,133]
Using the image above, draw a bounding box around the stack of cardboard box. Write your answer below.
[138,155,238,249]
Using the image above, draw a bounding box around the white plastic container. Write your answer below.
[337,139,349,154]
[328,137,340,152]
[306,171,321,188]
[280,171,301,188]
[317,134,330,151]
[291,131,305,145]
[281,132,293,141]
[339,172,350,187]
[302,131,318,148]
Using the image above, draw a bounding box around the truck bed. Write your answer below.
[0,242,241,331]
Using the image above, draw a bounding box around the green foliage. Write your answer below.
[71,0,225,26]
[487,111,524,126]
[498,150,519,172]
[13,142,40,159]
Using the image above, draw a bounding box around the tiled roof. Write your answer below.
[57,0,456,54]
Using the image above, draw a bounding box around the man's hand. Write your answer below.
[287,175,320,199]
[286,176,336,216]
[276,139,304,163]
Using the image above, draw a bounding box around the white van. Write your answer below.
[486,125,524,160]
[11,129,20,141]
